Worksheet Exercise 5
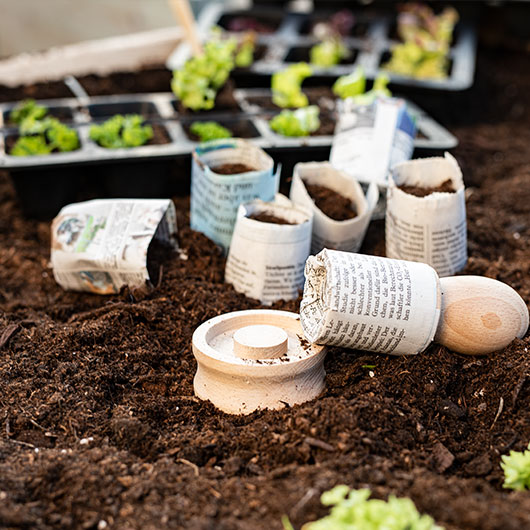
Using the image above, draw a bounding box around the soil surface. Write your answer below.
[247,212,295,225]
[305,183,357,221]
[0,39,529,530]
[398,179,456,198]
[211,163,257,175]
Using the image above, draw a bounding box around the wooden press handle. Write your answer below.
[168,0,203,56]
[435,275,529,355]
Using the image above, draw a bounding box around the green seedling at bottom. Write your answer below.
[190,121,233,142]
[501,443,530,491]
[89,114,153,149]
[283,486,443,530]
[270,106,320,137]
[10,117,79,157]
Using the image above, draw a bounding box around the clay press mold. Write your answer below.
[192,310,326,415]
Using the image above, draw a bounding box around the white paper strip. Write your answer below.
[300,249,441,355]
[386,153,467,277]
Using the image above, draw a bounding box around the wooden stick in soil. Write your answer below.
[168,0,203,56]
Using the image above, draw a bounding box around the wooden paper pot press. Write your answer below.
[192,310,326,414]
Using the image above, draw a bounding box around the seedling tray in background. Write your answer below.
[167,4,477,91]
[0,91,456,217]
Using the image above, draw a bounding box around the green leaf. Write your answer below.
[332,67,366,99]
[296,486,443,530]
[501,443,530,491]
[271,63,313,108]
[269,106,320,137]
[310,39,349,68]
[9,99,47,125]
[10,135,53,157]
[89,114,153,149]
[190,121,233,142]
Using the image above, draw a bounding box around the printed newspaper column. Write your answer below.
[300,249,441,355]
[289,161,379,254]
[51,199,177,294]
[225,197,313,305]
[191,138,280,253]
[386,153,467,277]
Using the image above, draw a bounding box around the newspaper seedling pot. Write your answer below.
[192,310,327,415]
[386,153,467,276]
[301,250,529,356]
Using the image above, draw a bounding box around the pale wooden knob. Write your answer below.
[435,276,529,355]
[233,325,288,360]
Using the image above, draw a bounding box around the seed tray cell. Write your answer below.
[166,4,477,91]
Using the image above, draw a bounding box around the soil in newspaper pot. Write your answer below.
[289,161,379,254]
[192,310,327,414]
[51,199,178,294]
[301,249,528,356]
[386,153,467,277]
[225,196,313,305]
[190,138,280,253]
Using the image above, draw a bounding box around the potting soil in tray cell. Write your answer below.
[284,45,359,66]
[87,101,161,119]
[216,11,284,34]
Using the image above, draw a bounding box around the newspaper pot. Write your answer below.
[51,198,177,294]
[290,161,379,254]
[301,249,441,355]
[101,160,172,199]
[191,138,280,253]
[192,309,327,414]
[386,153,467,277]
[301,249,528,356]
[225,197,313,305]
[10,167,81,219]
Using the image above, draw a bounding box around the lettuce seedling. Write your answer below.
[190,121,232,142]
[501,443,530,491]
[10,117,79,157]
[235,32,256,68]
[172,36,236,110]
[283,486,443,530]
[89,114,153,149]
[9,99,47,125]
[383,5,458,79]
[271,63,313,108]
[333,68,391,105]
[269,106,320,137]
[310,39,349,67]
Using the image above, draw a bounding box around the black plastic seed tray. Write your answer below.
[0,90,456,218]
[167,4,477,91]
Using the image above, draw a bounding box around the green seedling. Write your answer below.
[9,99,47,125]
[271,62,313,108]
[269,106,320,137]
[332,67,391,104]
[89,114,153,149]
[190,121,232,142]
[283,486,443,530]
[501,443,530,491]
[310,39,349,68]
[10,117,79,157]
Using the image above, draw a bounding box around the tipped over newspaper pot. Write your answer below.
[301,249,529,357]
[289,162,379,254]
[225,196,313,305]
[386,153,467,276]
[192,310,326,414]
[190,138,280,253]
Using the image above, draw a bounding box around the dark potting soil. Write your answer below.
[0,46,529,530]
[211,163,256,175]
[247,212,295,225]
[399,179,456,198]
[305,183,357,221]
